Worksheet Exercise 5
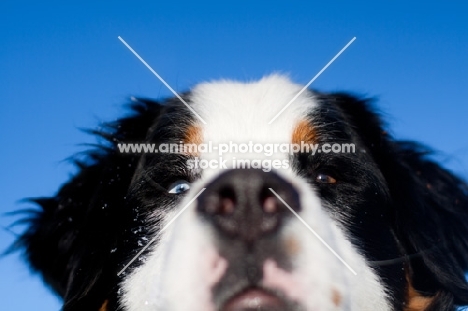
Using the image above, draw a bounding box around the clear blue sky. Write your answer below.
[1,1,467,310]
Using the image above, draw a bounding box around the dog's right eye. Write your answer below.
[167,180,191,194]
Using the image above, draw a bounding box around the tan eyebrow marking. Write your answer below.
[292,119,317,145]
[183,124,203,156]
[184,124,203,145]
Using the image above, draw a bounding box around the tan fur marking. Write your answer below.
[183,124,203,156]
[404,277,434,311]
[292,119,316,146]
[331,288,342,307]
[283,236,301,256]
[99,300,108,311]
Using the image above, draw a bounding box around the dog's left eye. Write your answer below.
[316,173,337,184]
[167,180,191,194]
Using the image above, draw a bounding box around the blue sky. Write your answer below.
[1,1,467,310]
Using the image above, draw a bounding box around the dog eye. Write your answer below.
[167,180,191,194]
[316,173,337,184]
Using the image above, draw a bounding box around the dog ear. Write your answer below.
[330,93,468,309]
[12,99,164,310]
[382,141,468,309]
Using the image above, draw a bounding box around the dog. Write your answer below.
[15,75,468,310]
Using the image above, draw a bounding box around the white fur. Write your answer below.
[121,182,223,311]
[121,75,391,310]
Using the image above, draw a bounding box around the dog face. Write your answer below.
[16,75,468,311]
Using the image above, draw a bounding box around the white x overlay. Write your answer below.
[116,35,357,277]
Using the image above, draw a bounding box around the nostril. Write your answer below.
[220,197,235,215]
[217,187,236,215]
[203,186,237,215]
[262,196,277,214]
[260,188,278,214]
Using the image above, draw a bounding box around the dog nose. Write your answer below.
[197,169,301,242]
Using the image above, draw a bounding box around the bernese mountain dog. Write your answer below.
[14,75,468,310]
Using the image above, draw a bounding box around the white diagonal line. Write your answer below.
[268,37,356,124]
[268,188,357,275]
[117,188,206,276]
[118,36,207,124]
